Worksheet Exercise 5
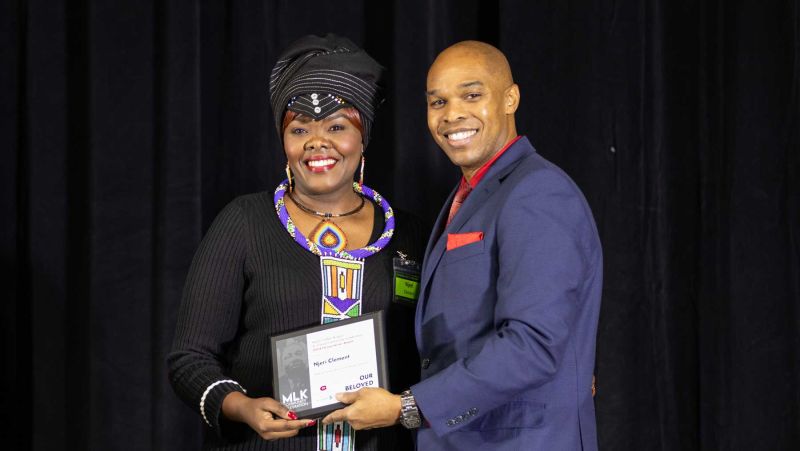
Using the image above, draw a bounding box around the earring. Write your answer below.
[359,154,365,187]
[285,163,293,193]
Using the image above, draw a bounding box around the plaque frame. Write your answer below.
[269,310,389,418]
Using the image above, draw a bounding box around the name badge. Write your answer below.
[393,252,421,305]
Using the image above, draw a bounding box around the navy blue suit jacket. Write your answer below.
[411,137,602,450]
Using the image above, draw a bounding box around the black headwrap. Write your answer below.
[269,34,383,147]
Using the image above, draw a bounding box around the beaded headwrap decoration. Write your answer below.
[287,92,351,121]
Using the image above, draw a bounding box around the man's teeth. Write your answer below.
[448,130,477,140]
[307,159,336,168]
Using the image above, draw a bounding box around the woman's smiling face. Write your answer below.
[283,108,363,197]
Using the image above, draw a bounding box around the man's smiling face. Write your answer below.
[425,46,519,181]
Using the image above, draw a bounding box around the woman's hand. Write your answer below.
[321,388,402,430]
[222,392,315,440]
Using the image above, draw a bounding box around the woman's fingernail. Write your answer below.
[307,420,317,427]
[287,411,298,420]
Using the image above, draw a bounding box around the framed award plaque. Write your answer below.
[270,310,389,418]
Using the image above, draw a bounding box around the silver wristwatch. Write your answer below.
[400,390,422,429]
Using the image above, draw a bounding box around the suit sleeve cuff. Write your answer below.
[411,371,485,437]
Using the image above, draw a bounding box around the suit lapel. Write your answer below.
[445,138,532,235]
[421,187,456,273]
[415,186,456,344]
[415,137,534,338]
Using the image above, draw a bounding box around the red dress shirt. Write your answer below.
[446,135,522,225]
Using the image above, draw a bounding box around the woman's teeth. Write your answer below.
[307,159,336,168]
[448,130,477,141]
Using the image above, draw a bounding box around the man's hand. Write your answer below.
[222,392,315,441]
[321,388,402,430]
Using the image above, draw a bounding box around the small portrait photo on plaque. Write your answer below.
[274,335,312,411]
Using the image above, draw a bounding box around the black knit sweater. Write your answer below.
[168,191,423,450]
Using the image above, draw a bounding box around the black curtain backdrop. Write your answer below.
[3,1,799,450]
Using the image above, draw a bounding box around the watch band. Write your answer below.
[400,389,422,429]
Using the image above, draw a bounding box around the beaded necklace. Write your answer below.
[274,180,395,260]
[274,180,394,450]
[286,191,365,253]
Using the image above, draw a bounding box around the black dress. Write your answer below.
[168,191,423,450]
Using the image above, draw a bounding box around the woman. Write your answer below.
[168,34,423,450]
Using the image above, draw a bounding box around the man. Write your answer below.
[276,337,311,411]
[323,40,602,451]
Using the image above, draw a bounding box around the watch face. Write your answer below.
[402,416,421,429]
[400,391,421,429]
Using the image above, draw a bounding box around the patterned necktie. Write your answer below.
[447,182,472,225]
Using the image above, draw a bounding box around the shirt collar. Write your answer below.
[464,135,522,189]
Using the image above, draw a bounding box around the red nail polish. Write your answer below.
[307,420,317,427]
[287,411,298,420]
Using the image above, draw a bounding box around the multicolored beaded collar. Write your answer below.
[274,180,395,260]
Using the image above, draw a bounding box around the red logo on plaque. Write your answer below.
[320,385,327,391]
